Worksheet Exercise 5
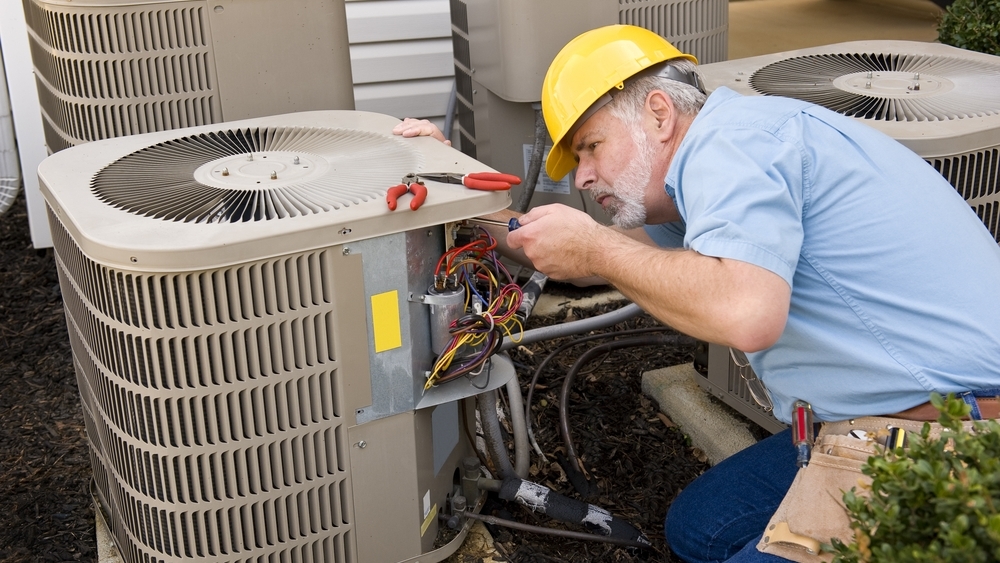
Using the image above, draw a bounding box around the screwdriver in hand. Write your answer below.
[470,217,522,231]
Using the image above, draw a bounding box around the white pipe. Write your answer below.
[500,302,645,352]
[0,39,21,216]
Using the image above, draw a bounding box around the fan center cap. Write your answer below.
[833,71,954,98]
[194,151,330,189]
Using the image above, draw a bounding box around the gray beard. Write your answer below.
[603,134,655,230]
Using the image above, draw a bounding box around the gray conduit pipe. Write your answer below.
[513,106,547,213]
[0,44,22,217]
[505,375,529,479]
[500,302,645,352]
[443,80,457,144]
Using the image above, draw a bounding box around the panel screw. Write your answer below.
[270,171,277,180]
[247,154,254,161]
[221,167,229,176]
[343,248,351,255]
[357,441,367,449]
[293,156,301,165]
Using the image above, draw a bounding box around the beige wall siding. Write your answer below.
[346,0,453,129]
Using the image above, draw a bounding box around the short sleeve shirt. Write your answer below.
[645,87,1000,422]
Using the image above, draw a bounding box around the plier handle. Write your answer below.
[386,174,428,211]
[416,172,522,191]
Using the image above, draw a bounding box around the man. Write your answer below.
[394,24,1000,560]
[494,24,1000,562]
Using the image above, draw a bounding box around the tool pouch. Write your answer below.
[755,429,876,562]
[756,416,969,562]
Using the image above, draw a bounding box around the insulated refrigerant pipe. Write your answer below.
[477,389,517,479]
[473,477,652,549]
[477,382,530,480]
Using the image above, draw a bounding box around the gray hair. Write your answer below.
[605,59,707,129]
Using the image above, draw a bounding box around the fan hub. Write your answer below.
[194,151,329,189]
[833,71,953,99]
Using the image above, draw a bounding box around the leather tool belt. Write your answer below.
[756,415,984,562]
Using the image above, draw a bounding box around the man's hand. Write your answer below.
[391,118,451,146]
[506,204,605,281]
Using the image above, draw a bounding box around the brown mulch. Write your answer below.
[477,293,708,563]
[0,191,714,562]
[0,194,95,562]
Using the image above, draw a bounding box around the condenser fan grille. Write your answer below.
[748,53,1000,121]
[92,126,421,223]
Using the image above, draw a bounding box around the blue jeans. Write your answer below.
[665,429,799,563]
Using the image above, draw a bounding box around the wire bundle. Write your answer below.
[425,229,524,391]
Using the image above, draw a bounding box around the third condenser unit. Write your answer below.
[696,40,1000,432]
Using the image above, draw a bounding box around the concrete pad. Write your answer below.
[95,503,123,563]
[642,363,758,466]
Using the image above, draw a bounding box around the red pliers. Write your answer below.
[416,172,522,191]
[386,173,428,211]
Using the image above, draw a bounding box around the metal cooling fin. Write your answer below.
[91,126,421,223]
[748,53,1000,121]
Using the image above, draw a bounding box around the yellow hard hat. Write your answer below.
[541,25,698,181]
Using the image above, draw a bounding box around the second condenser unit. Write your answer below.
[450,0,729,221]
[21,0,356,153]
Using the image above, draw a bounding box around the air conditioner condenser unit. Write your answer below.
[699,40,1000,241]
[22,0,356,153]
[38,110,514,563]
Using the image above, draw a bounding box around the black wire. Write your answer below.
[558,334,698,474]
[524,327,675,441]
[467,360,492,390]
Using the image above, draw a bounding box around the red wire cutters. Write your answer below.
[416,172,522,191]
[386,173,428,211]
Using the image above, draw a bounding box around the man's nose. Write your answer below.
[574,160,595,190]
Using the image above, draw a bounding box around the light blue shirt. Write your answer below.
[646,87,1000,422]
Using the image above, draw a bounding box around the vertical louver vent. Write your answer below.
[748,53,1000,121]
[618,0,729,64]
[22,1,220,151]
[931,148,1000,241]
[91,126,421,223]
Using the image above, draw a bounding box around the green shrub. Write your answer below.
[937,0,1000,56]
[827,393,1000,563]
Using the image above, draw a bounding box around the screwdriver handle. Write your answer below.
[791,400,814,468]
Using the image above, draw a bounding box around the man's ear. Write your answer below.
[646,90,676,139]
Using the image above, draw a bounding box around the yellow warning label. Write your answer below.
[371,290,402,352]
[421,503,438,537]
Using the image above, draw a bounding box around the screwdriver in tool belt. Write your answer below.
[791,400,814,468]
[470,217,522,231]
